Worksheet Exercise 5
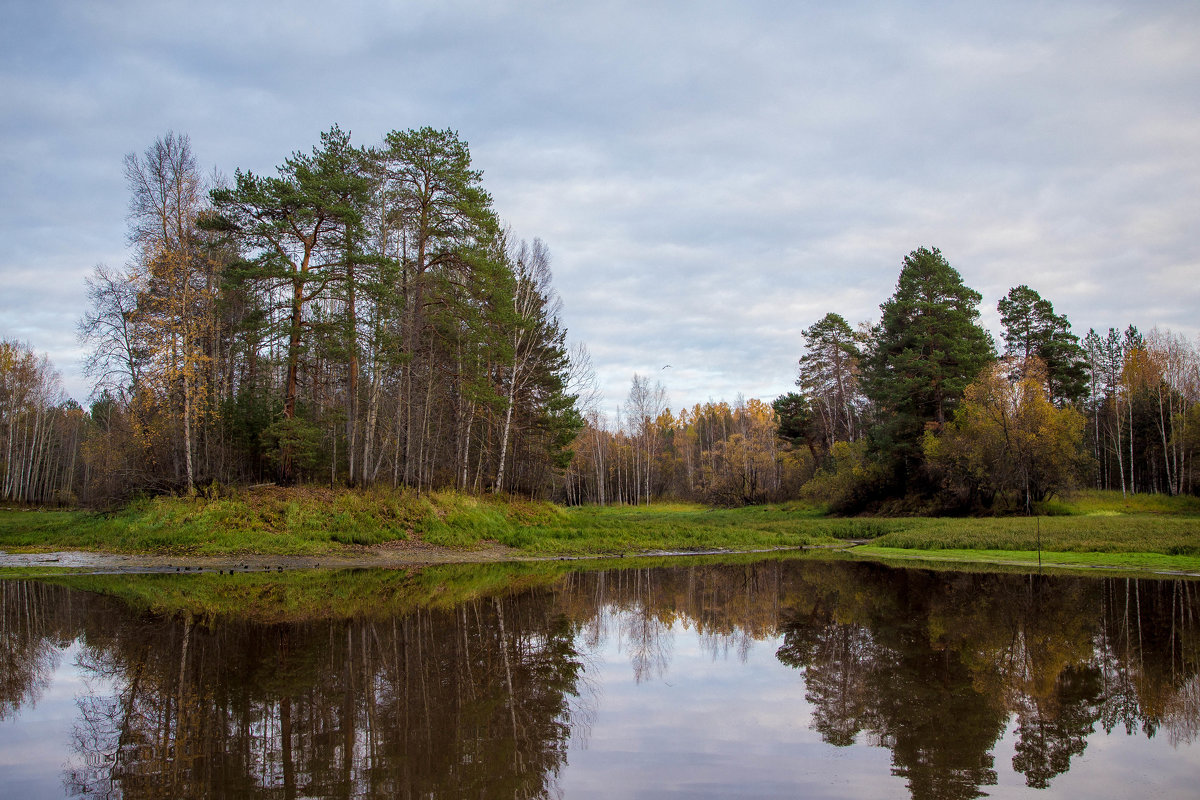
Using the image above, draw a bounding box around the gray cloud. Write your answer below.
[2,0,1197,411]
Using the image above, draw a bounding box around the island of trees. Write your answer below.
[2,128,1199,513]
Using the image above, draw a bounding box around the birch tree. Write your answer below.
[123,132,209,493]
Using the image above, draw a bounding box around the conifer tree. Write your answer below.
[863,247,994,481]
[998,285,1087,406]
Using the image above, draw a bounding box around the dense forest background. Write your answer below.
[2,129,1199,511]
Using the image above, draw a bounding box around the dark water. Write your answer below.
[1,558,1198,799]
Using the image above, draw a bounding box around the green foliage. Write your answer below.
[863,246,995,481]
[773,392,814,450]
[261,415,326,480]
[221,389,279,476]
[998,285,1087,406]
[800,440,887,512]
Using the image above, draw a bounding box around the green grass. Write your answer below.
[479,501,887,554]
[853,545,1200,574]
[863,515,1200,556]
[0,494,859,557]
[1039,488,1200,517]
[0,488,569,556]
[2,489,1198,575]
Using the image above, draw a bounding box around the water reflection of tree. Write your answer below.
[774,565,1008,800]
[3,561,1199,800]
[771,566,1200,799]
[50,590,586,798]
[1,581,77,721]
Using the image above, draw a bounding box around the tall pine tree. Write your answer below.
[864,247,994,483]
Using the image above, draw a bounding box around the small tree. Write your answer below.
[925,358,1088,510]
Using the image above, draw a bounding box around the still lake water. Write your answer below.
[1,557,1198,799]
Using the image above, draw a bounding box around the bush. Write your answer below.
[800,440,887,512]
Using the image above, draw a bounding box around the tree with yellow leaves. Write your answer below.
[925,358,1088,510]
[123,132,214,495]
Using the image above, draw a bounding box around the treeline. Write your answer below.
[0,340,86,505]
[784,247,1200,509]
[564,389,811,506]
[567,247,1200,509]
[4,127,584,505]
[7,175,1200,511]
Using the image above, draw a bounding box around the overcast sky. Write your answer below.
[2,0,1198,414]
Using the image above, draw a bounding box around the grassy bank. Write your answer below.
[2,488,1198,573]
[848,490,1200,572]
[0,488,851,557]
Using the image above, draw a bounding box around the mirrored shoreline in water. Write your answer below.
[2,557,1198,799]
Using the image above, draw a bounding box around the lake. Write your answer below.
[1,556,1197,798]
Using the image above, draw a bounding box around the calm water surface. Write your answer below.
[1,558,1197,798]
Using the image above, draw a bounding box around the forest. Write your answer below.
[1,128,1199,512]
[3,128,581,506]
[562,249,1200,511]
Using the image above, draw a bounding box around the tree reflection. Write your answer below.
[1,581,78,721]
[45,588,585,798]
[773,566,1200,799]
[1,558,1198,800]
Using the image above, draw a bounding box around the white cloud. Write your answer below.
[2,1,1197,410]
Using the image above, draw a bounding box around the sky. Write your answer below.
[2,0,1198,415]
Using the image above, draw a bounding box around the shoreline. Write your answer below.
[4,541,1198,580]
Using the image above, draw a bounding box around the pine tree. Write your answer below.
[206,126,373,481]
[997,285,1087,406]
[863,247,994,482]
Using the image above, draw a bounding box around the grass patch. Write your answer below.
[0,496,856,557]
[866,515,1200,556]
[852,545,1200,575]
[1039,489,1200,517]
[0,489,571,556]
[499,501,869,554]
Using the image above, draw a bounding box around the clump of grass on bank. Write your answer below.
[0,488,570,556]
[1039,489,1200,517]
[863,514,1200,558]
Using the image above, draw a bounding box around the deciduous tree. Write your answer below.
[925,358,1087,509]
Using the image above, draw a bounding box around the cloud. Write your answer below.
[2,1,1197,412]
